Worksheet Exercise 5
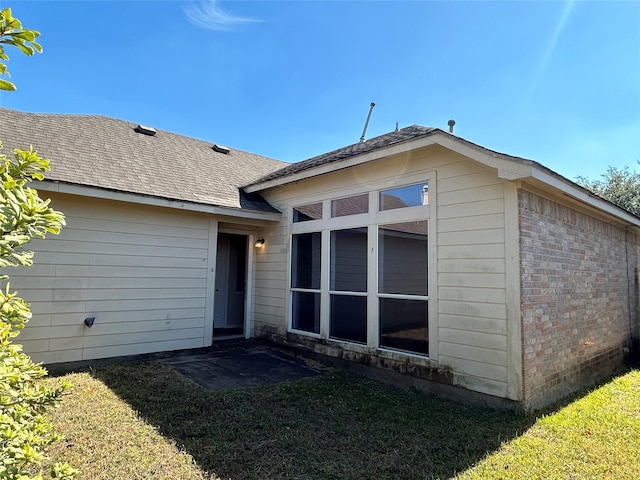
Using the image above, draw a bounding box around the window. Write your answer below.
[380,182,429,210]
[329,228,367,344]
[288,177,431,356]
[378,221,428,296]
[378,221,429,355]
[330,228,367,293]
[331,194,368,217]
[330,295,367,343]
[293,202,322,222]
[291,232,321,333]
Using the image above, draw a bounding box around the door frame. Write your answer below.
[207,228,255,344]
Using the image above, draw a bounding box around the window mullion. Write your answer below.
[367,223,378,349]
[320,229,330,338]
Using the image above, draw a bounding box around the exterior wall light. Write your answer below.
[254,238,265,248]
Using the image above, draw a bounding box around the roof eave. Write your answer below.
[528,167,640,227]
[245,128,640,228]
[243,135,439,193]
[37,180,282,223]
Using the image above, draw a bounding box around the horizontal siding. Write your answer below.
[438,258,506,274]
[82,338,204,362]
[252,222,287,335]
[439,327,507,350]
[434,158,509,396]
[439,300,507,320]
[11,194,211,363]
[438,228,504,245]
[255,148,512,398]
[29,297,205,315]
[51,308,205,326]
[44,226,209,248]
[439,286,506,304]
[439,354,508,385]
[438,314,506,335]
[438,184,504,206]
[439,342,507,367]
[438,213,505,232]
[439,273,506,289]
[21,318,204,340]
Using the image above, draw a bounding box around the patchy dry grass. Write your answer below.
[39,370,209,479]
[38,361,639,480]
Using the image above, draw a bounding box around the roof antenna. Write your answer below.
[359,102,376,143]
[448,119,456,133]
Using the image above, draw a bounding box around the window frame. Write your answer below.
[286,172,438,361]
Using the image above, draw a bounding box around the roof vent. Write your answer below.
[447,119,456,134]
[212,144,231,154]
[134,124,157,136]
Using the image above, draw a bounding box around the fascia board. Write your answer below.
[244,136,438,193]
[434,133,640,226]
[36,181,282,222]
[430,133,533,180]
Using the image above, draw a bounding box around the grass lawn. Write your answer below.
[37,360,639,480]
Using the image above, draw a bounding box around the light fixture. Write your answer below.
[254,238,265,248]
[84,316,95,328]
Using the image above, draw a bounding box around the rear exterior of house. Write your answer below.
[3,107,638,410]
[1,108,284,364]
[246,131,640,410]
[10,192,271,364]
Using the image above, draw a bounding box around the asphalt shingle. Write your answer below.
[247,125,439,186]
[0,108,287,212]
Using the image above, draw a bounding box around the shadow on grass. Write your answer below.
[70,359,543,480]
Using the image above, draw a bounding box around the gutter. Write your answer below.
[36,180,283,223]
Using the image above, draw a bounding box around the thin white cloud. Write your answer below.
[184,0,262,31]
[524,0,576,102]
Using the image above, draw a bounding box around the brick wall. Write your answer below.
[519,190,639,409]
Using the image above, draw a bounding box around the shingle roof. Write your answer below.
[0,108,287,212]
[246,125,438,186]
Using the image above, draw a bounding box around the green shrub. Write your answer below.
[0,144,76,480]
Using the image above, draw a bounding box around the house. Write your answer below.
[1,107,638,410]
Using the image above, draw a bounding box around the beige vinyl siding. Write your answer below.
[252,223,288,336]
[10,193,213,364]
[258,145,514,398]
[434,161,509,397]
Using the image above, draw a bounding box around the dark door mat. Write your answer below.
[161,347,320,391]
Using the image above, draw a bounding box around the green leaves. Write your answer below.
[0,144,71,479]
[576,164,640,217]
[0,162,70,479]
[0,8,42,91]
[0,8,73,480]
[0,145,65,273]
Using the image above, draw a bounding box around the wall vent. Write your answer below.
[134,124,157,136]
[212,144,231,154]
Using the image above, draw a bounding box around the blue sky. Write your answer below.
[1,0,638,182]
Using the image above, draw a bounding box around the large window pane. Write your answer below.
[380,298,428,355]
[331,194,368,217]
[380,183,429,210]
[330,295,367,344]
[379,221,428,296]
[292,232,321,289]
[330,228,367,292]
[292,291,320,334]
[293,202,322,222]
